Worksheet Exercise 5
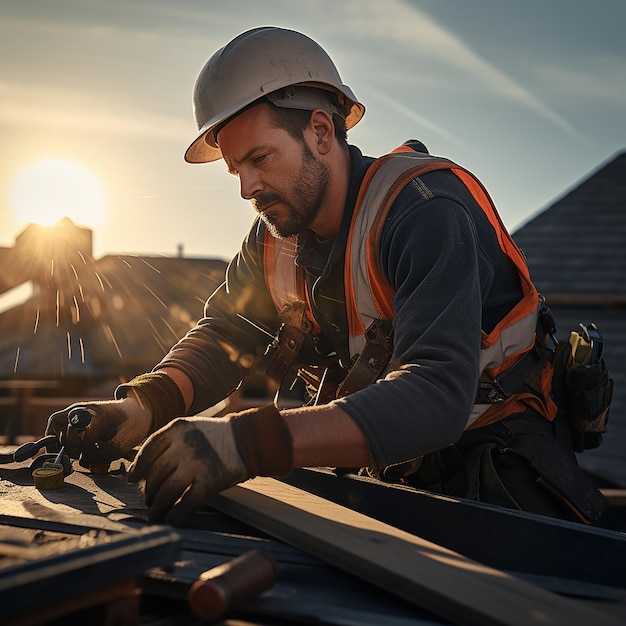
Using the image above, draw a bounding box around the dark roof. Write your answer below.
[513,152,626,301]
[513,152,626,485]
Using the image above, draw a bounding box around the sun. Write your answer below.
[10,158,106,230]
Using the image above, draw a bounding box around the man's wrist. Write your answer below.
[231,404,293,478]
[115,372,186,431]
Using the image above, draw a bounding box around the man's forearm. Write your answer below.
[160,367,194,414]
[282,404,372,469]
[132,368,372,469]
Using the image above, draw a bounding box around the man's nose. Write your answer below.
[239,170,262,200]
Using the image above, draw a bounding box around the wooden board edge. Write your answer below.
[212,477,623,626]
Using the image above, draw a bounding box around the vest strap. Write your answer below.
[265,301,313,392]
[336,319,394,398]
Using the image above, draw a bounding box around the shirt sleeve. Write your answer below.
[334,180,487,467]
[153,219,280,415]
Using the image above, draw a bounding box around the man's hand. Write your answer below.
[127,405,293,525]
[45,397,153,467]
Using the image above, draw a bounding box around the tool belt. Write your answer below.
[475,304,613,453]
[380,410,609,523]
[266,313,394,406]
[266,300,613,455]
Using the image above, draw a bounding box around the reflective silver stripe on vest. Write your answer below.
[348,153,451,356]
[268,235,300,312]
[479,311,538,374]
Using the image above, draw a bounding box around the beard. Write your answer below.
[253,142,331,239]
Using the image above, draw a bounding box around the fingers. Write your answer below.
[78,441,124,467]
[128,420,190,483]
[130,435,200,522]
[44,410,69,453]
[147,469,198,524]
[129,421,196,522]
[147,467,213,525]
[164,480,211,525]
[64,420,86,460]
[60,403,128,464]
[142,449,179,507]
[127,417,250,525]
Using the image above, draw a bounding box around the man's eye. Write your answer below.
[253,154,267,164]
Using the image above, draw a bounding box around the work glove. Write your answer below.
[45,371,186,468]
[45,397,152,468]
[127,404,293,525]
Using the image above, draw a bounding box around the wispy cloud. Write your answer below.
[365,88,469,148]
[0,80,189,140]
[332,0,595,146]
[535,57,626,105]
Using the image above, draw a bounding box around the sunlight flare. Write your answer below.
[10,158,106,229]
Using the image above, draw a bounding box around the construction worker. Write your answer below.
[46,27,607,525]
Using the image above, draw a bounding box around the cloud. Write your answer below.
[0,0,604,151]
[0,80,190,141]
[328,0,595,146]
[535,56,626,105]
[365,88,469,148]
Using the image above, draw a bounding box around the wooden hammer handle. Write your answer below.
[187,549,276,621]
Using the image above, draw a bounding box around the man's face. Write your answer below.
[217,103,330,239]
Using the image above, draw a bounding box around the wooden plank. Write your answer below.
[284,469,626,588]
[0,526,180,623]
[601,489,626,507]
[4,578,139,626]
[213,477,624,626]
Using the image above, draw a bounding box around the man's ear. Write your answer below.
[308,109,334,155]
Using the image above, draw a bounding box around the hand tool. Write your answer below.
[0,431,72,477]
[32,446,67,490]
[12,434,58,463]
[187,550,277,621]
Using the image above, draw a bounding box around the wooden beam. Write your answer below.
[214,478,624,626]
[544,294,626,306]
[601,489,626,507]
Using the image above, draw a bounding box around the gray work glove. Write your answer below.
[45,397,152,467]
[45,371,186,468]
[127,405,293,525]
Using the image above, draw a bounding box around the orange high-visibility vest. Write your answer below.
[264,149,558,429]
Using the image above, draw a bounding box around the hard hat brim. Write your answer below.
[184,88,365,164]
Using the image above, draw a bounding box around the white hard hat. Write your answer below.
[184,27,365,163]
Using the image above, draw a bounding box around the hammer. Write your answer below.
[187,550,277,621]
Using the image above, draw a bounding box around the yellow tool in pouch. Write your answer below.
[564,323,613,452]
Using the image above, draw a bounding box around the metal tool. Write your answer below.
[12,434,58,463]
[0,431,72,479]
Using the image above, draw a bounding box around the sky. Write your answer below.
[1,0,625,262]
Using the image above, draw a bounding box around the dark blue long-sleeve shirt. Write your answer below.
[155,145,522,467]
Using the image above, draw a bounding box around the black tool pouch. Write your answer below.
[565,359,613,452]
[552,324,614,453]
